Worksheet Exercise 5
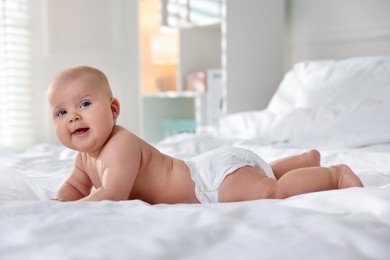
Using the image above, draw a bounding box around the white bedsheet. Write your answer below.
[2,56,390,259]
[0,143,389,260]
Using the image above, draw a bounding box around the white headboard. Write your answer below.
[285,0,390,68]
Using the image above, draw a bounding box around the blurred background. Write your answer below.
[0,0,389,148]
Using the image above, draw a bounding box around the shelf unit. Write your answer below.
[141,32,222,142]
[139,0,223,143]
[141,91,204,143]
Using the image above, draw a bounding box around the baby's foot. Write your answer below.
[302,149,321,167]
[330,164,364,188]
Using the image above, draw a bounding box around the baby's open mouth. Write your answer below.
[72,128,89,136]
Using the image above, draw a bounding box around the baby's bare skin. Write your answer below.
[96,127,198,204]
[59,126,199,203]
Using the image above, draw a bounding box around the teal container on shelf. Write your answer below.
[162,119,196,137]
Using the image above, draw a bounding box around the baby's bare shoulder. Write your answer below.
[99,126,153,163]
[106,126,141,148]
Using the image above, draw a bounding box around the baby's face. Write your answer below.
[48,74,118,154]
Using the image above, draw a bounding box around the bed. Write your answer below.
[1,56,390,260]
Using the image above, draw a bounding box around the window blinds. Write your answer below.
[0,0,34,148]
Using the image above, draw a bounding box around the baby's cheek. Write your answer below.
[55,126,67,141]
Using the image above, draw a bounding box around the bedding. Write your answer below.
[1,56,390,260]
[218,99,390,148]
[267,55,390,113]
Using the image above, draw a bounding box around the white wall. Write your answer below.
[224,0,285,113]
[31,0,140,144]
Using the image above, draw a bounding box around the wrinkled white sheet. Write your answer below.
[0,144,389,260]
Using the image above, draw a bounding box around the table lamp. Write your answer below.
[150,33,178,91]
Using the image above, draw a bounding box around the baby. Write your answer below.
[48,65,363,203]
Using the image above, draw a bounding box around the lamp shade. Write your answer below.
[150,33,178,65]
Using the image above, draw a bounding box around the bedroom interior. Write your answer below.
[1,0,390,259]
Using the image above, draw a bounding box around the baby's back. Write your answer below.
[127,131,198,204]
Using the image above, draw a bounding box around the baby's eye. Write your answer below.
[80,101,92,109]
[57,109,67,117]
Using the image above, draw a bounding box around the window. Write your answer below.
[0,0,33,148]
[161,0,222,27]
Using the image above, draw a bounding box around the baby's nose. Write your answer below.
[69,113,81,123]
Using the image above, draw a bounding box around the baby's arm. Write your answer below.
[56,154,93,201]
[79,135,142,201]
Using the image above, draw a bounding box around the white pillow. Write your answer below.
[268,99,390,148]
[267,69,301,115]
[217,99,390,148]
[268,56,390,113]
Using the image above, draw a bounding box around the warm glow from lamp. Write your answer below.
[150,33,178,91]
[150,33,178,65]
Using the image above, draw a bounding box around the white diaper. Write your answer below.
[184,147,274,203]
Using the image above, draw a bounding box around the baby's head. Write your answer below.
[48,65,113,98]
[48,66,120,153]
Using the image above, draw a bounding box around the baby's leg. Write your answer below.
[272,164,363,198]
[219,164,363,202]
[270,150,321,179]
[219,166,278,202]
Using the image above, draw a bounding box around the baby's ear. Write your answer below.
[110,98,120,119]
